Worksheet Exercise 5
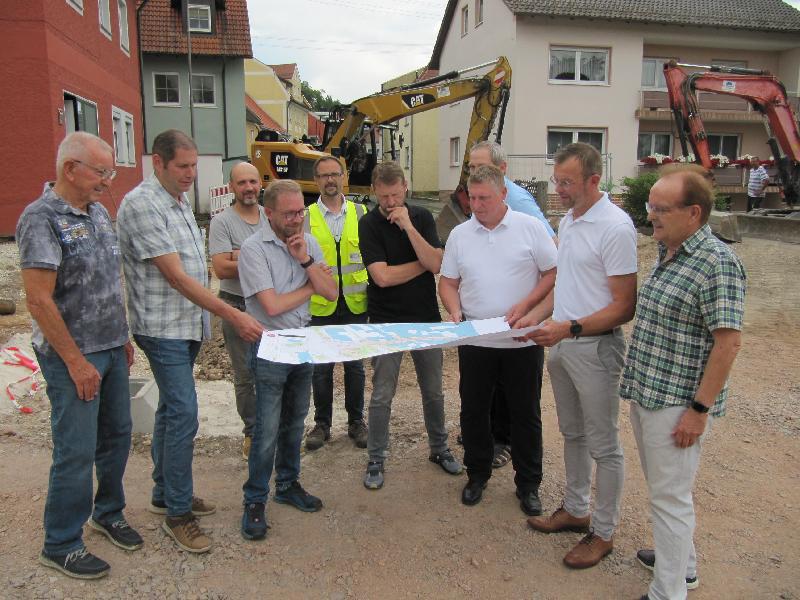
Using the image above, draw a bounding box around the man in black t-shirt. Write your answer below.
[358,162,463,490]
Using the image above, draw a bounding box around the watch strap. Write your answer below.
[690,400,710,414]
[300,256,315,269]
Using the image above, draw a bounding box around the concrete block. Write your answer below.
[708,210,741,242]
[130,378,157,434]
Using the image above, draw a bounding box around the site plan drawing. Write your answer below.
[257,317,538,364]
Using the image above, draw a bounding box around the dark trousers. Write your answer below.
[458,344,544,492]
[310,307,368,427]
[747,195,764,212]
[490,383,511,446]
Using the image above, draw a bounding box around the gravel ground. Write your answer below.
[0,235,798,599]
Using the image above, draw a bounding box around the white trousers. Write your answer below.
[630,403,712,600]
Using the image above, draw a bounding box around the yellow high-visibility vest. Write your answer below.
[306,201,368,316]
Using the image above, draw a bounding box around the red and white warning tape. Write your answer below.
[2,346,40,414]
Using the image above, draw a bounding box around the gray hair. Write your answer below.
[264,179,302,208]
[56,132,112,172]
[470,141,506,166]
[467,164,505,192]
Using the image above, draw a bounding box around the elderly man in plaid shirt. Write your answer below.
[621,168,746,600]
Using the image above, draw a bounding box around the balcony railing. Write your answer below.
[637,90,800,121]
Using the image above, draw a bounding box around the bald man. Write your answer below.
[209,162,268,458]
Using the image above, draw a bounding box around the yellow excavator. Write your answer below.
[250,56,512,239]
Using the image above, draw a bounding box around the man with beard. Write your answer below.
[304,155,369,452]
[238,179,337,539]
[209,162,268,459]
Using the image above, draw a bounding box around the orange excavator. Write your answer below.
[663,59,800,206]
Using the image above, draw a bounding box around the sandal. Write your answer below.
[492,444,511,469]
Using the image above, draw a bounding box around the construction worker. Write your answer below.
[303,155,369,451]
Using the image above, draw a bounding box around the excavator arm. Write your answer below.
[323,57,511,216]
[664,60,800,203]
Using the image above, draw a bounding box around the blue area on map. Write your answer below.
[312,321,480,343]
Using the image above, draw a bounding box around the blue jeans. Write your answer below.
[134,335,201,517]
[37,346,131,555]
[243,346,313,504]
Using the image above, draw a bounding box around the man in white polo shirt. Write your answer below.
[439,164,557,514]
[522,142,638,569]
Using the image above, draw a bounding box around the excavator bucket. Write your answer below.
[435,200,468,244]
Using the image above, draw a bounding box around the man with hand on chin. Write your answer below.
[358,161,462,490]
[237,179,337,540]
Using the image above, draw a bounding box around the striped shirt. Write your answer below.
[117,174,210,341]
[747,165,769,198]
[620,225,746,417]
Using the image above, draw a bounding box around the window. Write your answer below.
[547,128,605,156]
[67,0,84,14]
[549,47,608,84]
[475,0,483,26]
[191,74,215,106]
[707,134,739,159]
[461,5,468,36]
[118,0,129,53]
[450,137,461,166]
[153,73,180,105]
[112,107,135,166]
[98,0,111,37]
[63,92,99,135]
[641,58,669,89]
[188,4,211,32]
[638,133,672,159]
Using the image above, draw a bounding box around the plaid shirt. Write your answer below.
[620,224,746,417]
[117,175,210,341]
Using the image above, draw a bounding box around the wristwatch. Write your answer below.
[569,319,583,338]
[690,400,710,414]
[300,256,314,269]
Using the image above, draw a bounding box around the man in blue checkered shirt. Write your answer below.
[621,168,746,600]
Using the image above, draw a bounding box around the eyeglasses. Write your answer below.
[645,202,687,215]
[315,172,343,180]
[71,159,117,181]
[276,208,307,221]
[549,175,579,189]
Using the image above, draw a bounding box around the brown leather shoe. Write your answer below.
[563,531,613,569]
[527,505,590,534]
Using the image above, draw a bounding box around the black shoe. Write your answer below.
[348,420,368,448]
[39,547,110,580]
[461,480,487,506]
[88,517,143,551]
[516,489,542,516]
[305,424,330,451]
[241,502,268,540]
[636,549,699,589]
[274,481,323,512]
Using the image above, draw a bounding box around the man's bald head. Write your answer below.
[229,162,262,206]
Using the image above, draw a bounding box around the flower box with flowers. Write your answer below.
[640,154,674,166]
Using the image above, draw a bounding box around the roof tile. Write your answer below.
[138,0,253,57]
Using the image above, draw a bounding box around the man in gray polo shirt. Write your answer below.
[117,130,263,554]
[209,162,267,459]
[237,179,337,541]
[18,132,141,579]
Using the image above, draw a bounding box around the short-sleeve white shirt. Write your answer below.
[552,193,637,322]
[441,208,558,348]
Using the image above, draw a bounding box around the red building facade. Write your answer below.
[0,0,143,235]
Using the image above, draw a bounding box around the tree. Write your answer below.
[301,81,341,112]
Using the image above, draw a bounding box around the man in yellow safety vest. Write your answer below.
[304,155,369,451]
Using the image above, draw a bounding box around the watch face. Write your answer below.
[570,321,582,336]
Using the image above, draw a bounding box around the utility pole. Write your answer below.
[186,3,199,211]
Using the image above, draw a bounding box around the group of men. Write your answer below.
[19,130,745,600]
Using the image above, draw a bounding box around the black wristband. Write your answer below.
[300,257,314,269]
[690,400,710,414]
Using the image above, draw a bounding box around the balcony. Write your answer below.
[636,90,800,122]
[636,163,781,195]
